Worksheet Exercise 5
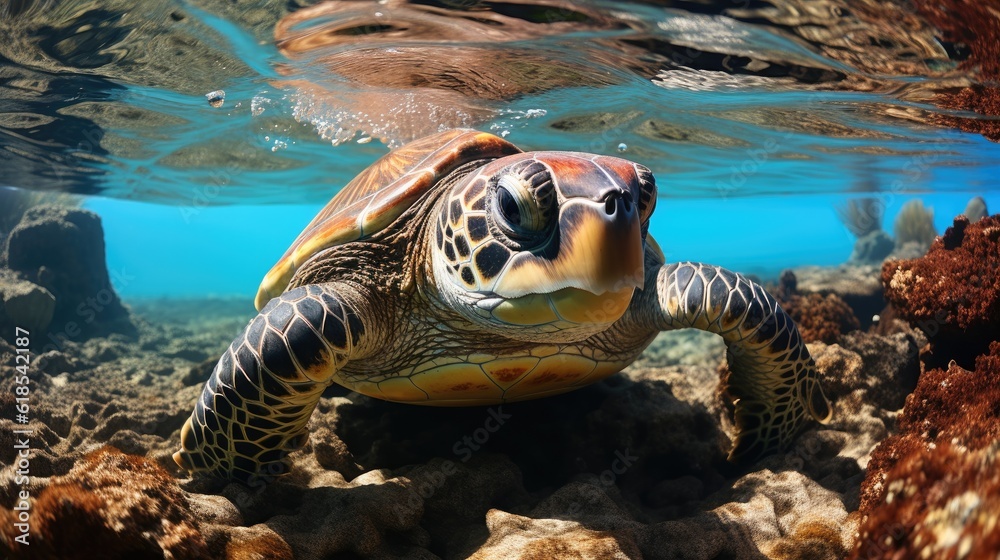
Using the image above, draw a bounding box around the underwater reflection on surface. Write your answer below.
[0,0,998,204]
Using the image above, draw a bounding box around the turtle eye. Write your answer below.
[491,161,555,243]
[496,182,522,228]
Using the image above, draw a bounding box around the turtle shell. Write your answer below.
[255,128,521,310]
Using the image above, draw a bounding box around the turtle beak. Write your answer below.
[493,190,645,299]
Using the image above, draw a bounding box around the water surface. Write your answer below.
[1,0,998,297]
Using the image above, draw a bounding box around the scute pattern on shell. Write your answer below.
[255,129,521,310]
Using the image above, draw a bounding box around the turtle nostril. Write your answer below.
[604,196,617,215]
[602,191,633,216]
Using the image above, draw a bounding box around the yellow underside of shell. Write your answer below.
[339,351,630,406]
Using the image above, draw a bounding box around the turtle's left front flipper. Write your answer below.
[633,261,832,462]
[173,283,375,484]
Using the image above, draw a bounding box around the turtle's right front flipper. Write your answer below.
[633,261,833,463]
[173,284,370,484]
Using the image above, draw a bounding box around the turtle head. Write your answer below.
[431,152,657,341]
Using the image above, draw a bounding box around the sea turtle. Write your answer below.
[174,128,832,483]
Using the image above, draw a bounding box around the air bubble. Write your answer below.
[205,90,225,108]
[617,143,627,152]
[250,95,271,117]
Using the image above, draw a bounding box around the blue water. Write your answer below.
[4,0,1000,299]
[86,191,997,298]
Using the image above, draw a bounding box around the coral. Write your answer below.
[780,292,860,344]
[915,0,1000,141]
[221,526,294,560]
[894,351,1000,451]
[855,442,1000,560]
[892,200,936,251]
[964,196,988,223]
[791,265,884,328]
[219,470,425,558]
[467,469,854,560]
[810,331,922,464]
[639,469,853,560]
[851,343,1000,559]
[0,446,210,559]
[882,214,1000,368]
[470,508,640,560]
[774,270,860,344]
[864,343,1000,483]
[837,198,883,238]
[935,84,1000,142]
[818,331,920,413]
[914,0,1000,80]
[848,230,893,264]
